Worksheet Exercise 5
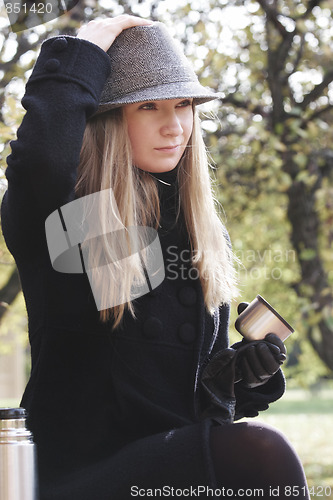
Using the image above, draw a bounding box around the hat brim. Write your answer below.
[95,81,222,115]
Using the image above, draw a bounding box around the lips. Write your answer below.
[155,145,181,152]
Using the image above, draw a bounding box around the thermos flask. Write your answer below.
[0,407,38,500]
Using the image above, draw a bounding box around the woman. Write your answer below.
[1,15,309,499]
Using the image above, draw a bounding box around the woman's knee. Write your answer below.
[210,420,298,467]
[209,420,308,496]
[233,421,293,454]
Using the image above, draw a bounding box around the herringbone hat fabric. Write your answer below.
[97,22,221,114]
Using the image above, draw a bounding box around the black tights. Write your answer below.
[210,421,310,499]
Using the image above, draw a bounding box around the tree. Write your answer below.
[182,0,333,372]
[261,0,333,370]
[228,0,333,371]
[1,0,332,380]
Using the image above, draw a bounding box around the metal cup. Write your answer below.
[235,295,294,342]
[0,408,38,500]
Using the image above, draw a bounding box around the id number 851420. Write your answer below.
[5,2,53,14]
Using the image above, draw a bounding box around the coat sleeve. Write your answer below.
[2,35,111,256]
[233,369,285,419]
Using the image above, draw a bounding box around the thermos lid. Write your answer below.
[0,408,27,420]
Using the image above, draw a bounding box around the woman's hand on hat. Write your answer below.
[77,15,154,52]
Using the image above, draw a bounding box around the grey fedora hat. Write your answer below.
[96,22,221,114]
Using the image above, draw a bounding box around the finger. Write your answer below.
[263,340,280,356]
[277,353,287,364]
[265,333,287,354]
[264,342,286,365]
[241,355,261,387]
[77,16,153,51]
[110,14,154,29]
[237,302,249,315]
[256,343,280,375]
[244,345,271,381]
[80,14,152,29]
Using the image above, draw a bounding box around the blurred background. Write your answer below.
[0,0,332,495]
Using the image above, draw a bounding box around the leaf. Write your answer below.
[299,249,317,261]
[294,155,308,169]
[324,315,333,331]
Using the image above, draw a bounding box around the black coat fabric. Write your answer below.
[1,36,285,500]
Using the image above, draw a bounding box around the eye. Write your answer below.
[176,99,193,108]
[138,102,157,110]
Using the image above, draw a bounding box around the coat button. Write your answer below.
[178,323,197,344]
[44,59,60,72]
[178,286,197,306]
[52,37,68,52]
[143,317,162,339]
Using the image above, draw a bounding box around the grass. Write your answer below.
[251,388,333,499]
[1,390,333,498]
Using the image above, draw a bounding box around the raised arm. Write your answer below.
[2,16,152,259]
[5,36,109,217]
[4,15,153,219]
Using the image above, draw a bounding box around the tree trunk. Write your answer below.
[284,151,333,370]
[261,0,333,372]
[0,267,21,322]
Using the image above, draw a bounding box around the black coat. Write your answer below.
[1,36,285,500]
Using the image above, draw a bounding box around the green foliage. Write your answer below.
[196,0,333,380]
[0,220,27,350]
[1,0,333,384]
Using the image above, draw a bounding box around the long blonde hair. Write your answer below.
[76,107,237,328]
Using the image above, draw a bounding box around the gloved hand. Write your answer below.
[234,302,287,389]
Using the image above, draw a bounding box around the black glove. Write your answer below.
[234,302,287,388]
[234,333,286,388]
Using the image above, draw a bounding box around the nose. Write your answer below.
[160,110,183,137]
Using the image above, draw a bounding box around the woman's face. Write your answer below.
[123,98,194,173]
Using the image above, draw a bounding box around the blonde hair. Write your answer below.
[76,108,237,328]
